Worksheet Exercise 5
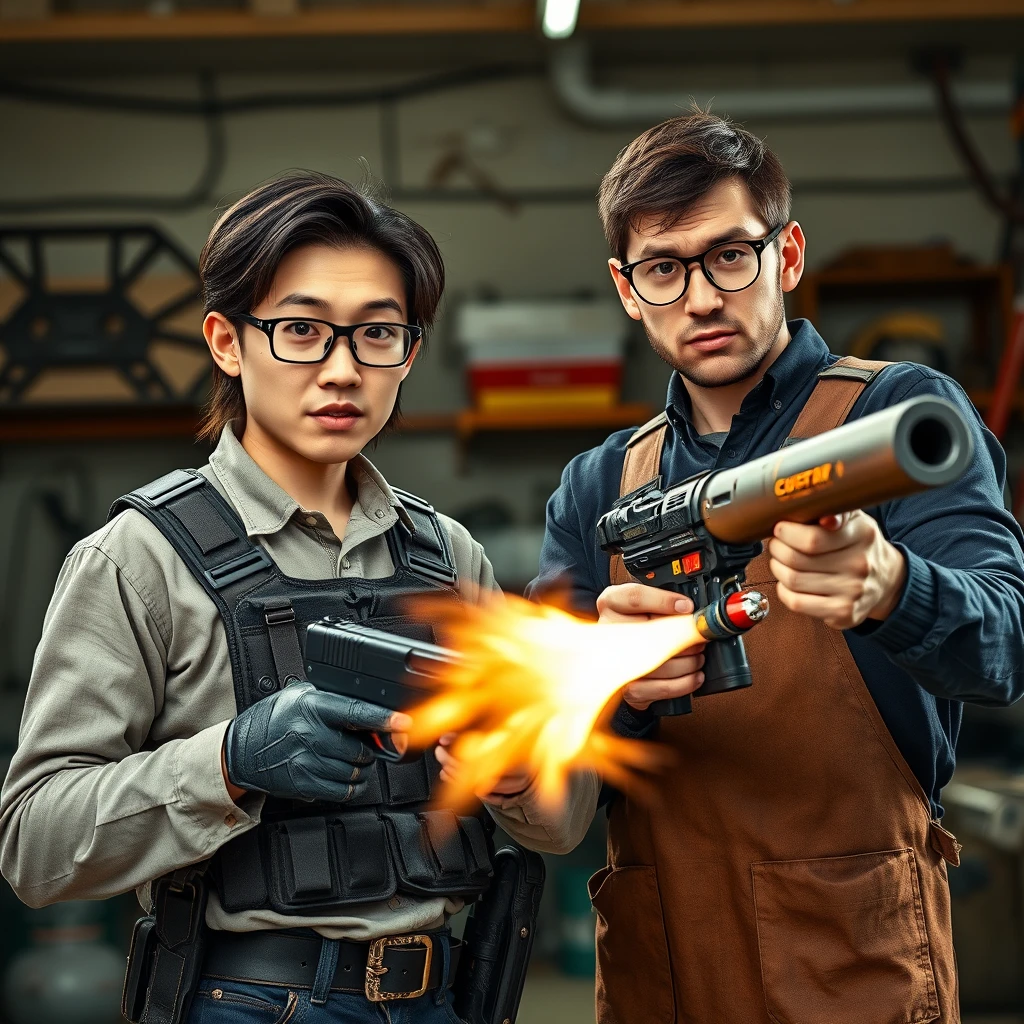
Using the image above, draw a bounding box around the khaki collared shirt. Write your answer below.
[0,427,497,940]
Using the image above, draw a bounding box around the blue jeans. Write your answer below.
[186,934,465,1024]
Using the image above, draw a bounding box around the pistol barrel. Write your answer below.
[304,618,460,711]
[700,396,973,545]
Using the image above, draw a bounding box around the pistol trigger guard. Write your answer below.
[368,731,403,763]
[720,574,745,596]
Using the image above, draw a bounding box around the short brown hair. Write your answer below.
[197,171,444,443]
[598,111,791,261]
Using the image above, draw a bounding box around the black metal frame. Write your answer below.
[0,224,206,404]
[618,223,785,306]
[235,313,421,367]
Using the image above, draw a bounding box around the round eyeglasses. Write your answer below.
[618,224,785,307]
[235,314,421,367]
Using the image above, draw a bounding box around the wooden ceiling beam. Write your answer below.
[0,0,1020,44]
[0,4,531,42]
[581,0,1024,30]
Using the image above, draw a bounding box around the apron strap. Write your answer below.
[785,356,890,442]
[608,357,891,586]
[610,413,670,585]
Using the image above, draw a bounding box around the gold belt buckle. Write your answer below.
[365,933,434,1002]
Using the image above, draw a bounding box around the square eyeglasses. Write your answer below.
[235,313,421,367]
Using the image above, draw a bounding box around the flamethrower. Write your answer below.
[597,396,973,717]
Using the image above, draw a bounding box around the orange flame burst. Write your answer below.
[406,592,703,809]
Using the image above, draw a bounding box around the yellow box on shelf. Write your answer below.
[476,385,618,412]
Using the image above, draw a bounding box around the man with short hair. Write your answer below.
[484,113,1024,1022]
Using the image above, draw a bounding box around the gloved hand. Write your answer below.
[223,680,407,803]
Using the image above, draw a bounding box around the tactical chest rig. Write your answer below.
[110,469,495,918]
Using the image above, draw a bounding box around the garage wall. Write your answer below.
[0,48,1017,699]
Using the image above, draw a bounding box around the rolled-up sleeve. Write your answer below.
[0,542,261,908]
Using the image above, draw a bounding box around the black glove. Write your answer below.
[224,681,392,803]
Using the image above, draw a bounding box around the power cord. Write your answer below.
[0,73,225,214]
[926,53,1024,225]
[0,63,538,214]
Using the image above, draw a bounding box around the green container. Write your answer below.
[555,866,596,977]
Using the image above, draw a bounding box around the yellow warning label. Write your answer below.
[672,559,683,575]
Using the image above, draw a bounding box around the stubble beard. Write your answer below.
[644,295,787,391]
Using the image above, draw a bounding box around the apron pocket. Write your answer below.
[752,849,939,1024]
[588,865,674,1024]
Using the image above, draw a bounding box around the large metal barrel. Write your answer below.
[700,396,973,545]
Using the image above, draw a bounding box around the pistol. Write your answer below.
[304,617,462,761]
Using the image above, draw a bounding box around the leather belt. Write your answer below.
[203,929,459,1001]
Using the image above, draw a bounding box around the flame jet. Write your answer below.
[305,593,749,808]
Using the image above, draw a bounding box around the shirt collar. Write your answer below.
[665,318,831,428]
[207,425,415,539]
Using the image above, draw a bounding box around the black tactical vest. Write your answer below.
[109,469,494,917]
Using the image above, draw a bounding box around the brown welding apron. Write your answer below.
[596,357,961,1024]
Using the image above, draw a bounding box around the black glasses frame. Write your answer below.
[617,223,786,307]
[235,313,422,367]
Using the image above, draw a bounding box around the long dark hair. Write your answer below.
[197,171,444,443]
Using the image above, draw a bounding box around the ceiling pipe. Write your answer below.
[549,39,1012,124]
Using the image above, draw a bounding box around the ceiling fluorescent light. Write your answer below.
[540,0,580,40]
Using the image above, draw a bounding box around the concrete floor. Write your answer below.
[516,970,1024,1024]
[518,969,595,1022]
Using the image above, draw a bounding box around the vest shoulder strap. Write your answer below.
[108,470,278,701]
[108,469,275,599]
[387,488,458,588]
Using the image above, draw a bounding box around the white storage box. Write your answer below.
[455,299,629,366]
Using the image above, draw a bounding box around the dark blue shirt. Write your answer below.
[529,320,1024,817]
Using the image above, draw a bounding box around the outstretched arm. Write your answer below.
[769,372,1024,706]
